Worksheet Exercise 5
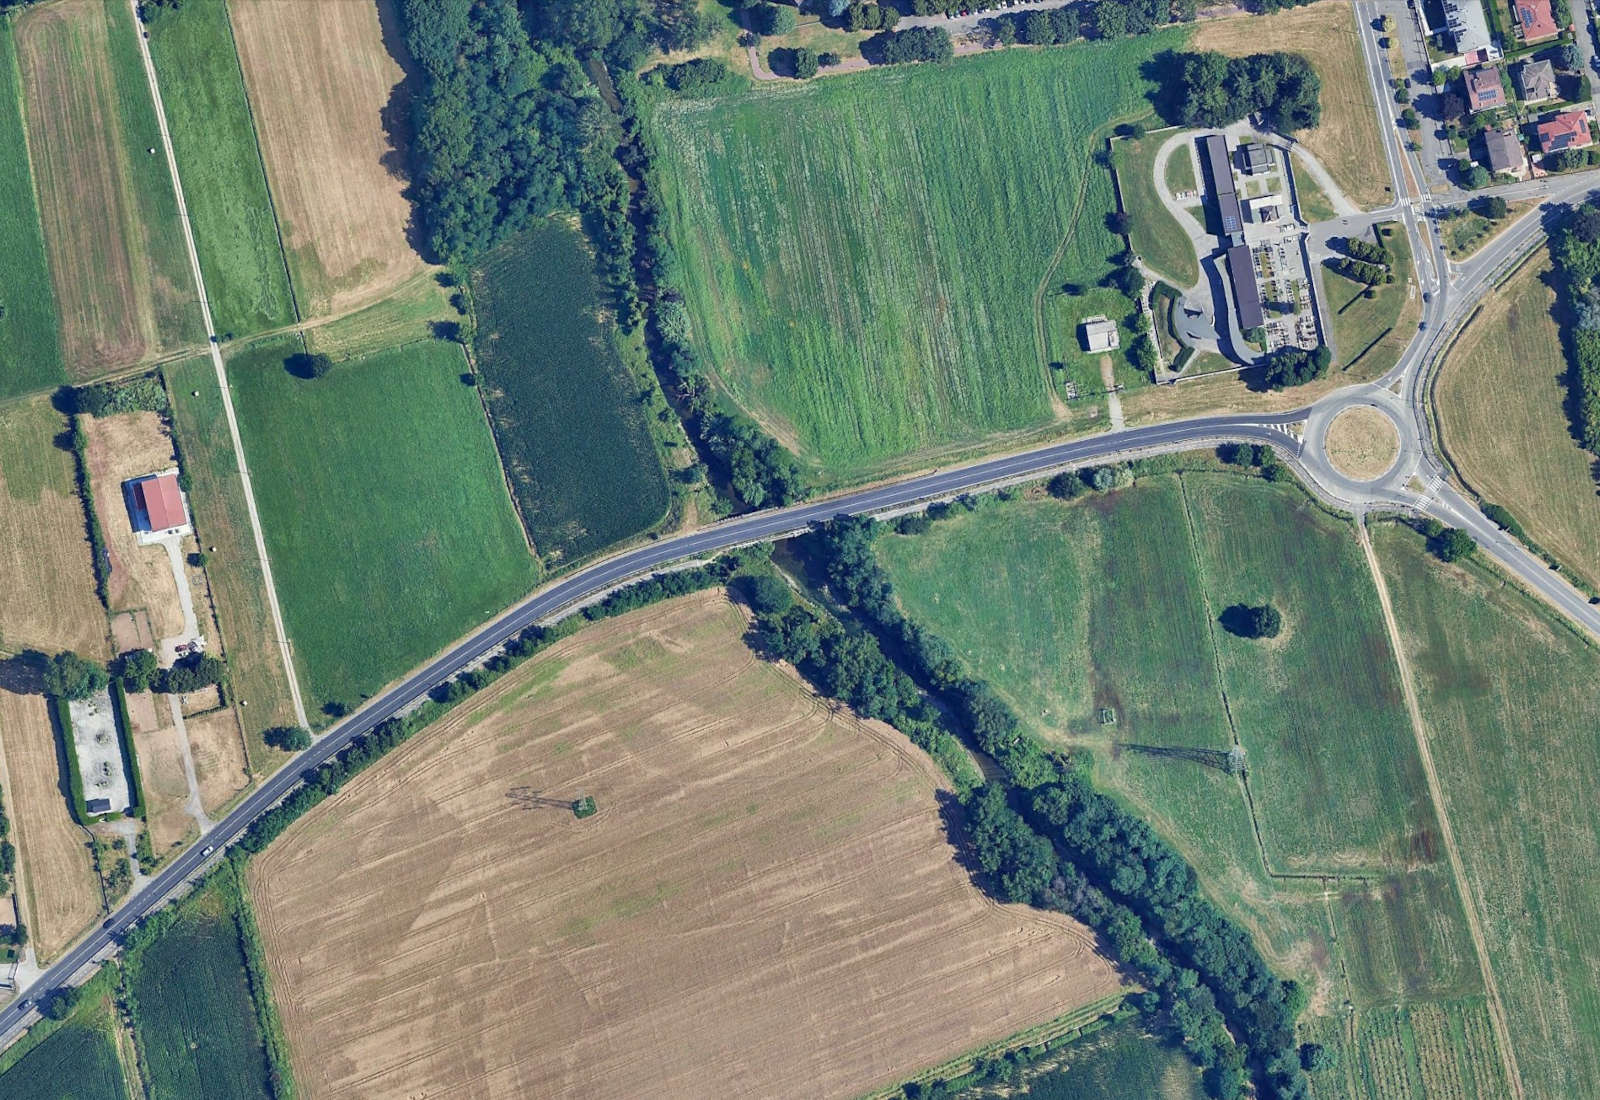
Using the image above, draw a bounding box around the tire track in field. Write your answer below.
[1355,522,1525,1099]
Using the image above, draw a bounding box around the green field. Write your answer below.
[1011,1018,1203,1100]
[652,35,1183,478]
[1163,137,1196,197]
[165,355,296,762]
[1376,521,1600,1096]
[227,336,535,715]
[1112,133,1200,288]
[876,470,1477,1008]
[0,1005,128,1100]
[304,270,454,360]
[145,0,293,337]
[1303,999,1507,1100]
[0,19,62,398]
[128,878,272,1100]
[1327,223,1418,376]
[471,221,668,564]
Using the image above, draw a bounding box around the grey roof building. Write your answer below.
[1518,59,1558,102]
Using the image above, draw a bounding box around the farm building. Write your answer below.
[1535,109,1593,155]
[1464,66,1506,113]
[1080,317,1120,352]
[124,470,191,541]
[1517,59,1558,103]
[1511,0,1559,43]
[1482,124,1530,177]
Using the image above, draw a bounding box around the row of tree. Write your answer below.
[1328,257,1392,287]
[1551,201,1600,454]
[741,515,1313,1097]
[1169,50,1322,133]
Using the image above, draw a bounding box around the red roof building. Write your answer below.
[1536,110,1593,154]
[1512,0,1560,42]
[132,473,187,532]
[1464,66,1506,113]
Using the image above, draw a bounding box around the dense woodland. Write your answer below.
[1550,201,1600,457]
[1169,50,1322,132]
[746,514,1312,1099]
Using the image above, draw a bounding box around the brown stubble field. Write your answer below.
[0,396,107,659]
[123,690,197,856]
[0,690,100,960]
[13,0,195,375]
[250,592,1120,1100]
[228,0,428,319]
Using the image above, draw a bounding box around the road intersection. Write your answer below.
[7,0,1600,1059]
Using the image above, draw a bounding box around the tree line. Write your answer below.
[741,514,1314,1098]
[1550,201,1600,457]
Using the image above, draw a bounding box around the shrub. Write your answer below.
[43,652,108,701]
[1223,602,1283,639]
[157,653,226,695]
[116,649,159,693]
[263,725,313,752]
[1430,527,1476,562]
[740,574,793,615]
[73,375,168,417]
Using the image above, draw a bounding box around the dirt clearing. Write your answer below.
[1194,1,1389,210]
[228,0,427,318]
[0,396,107,658]
[1326,406,1400,480]
[182,708,249,817]
[81,412,184,640]
[127,694,197,856]
[250,592,1118,1100]
[0,690,99,960]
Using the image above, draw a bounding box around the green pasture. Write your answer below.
[145,0,294,336]
[1112,132,1200,288]
[226,336,535,716]
[652,34,1183,478]
[0,20,62,398]
[471,221,668,565]
[1014,1017,1203,1099]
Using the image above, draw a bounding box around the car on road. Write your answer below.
[202,844,215,856]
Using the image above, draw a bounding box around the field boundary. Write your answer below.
[1355,521,1524,1098]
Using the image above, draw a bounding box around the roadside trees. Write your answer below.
[264,725,314,752]
[1430,527,1476,562]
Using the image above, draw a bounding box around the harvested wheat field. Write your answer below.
[126,692,196,855]
[250,592,1118,1100]
[81,412,183,640]
[1194,1,1388,209]
[0,690,99,960]
[0,397,106,658]
[229,0,426,318]
[183,708,249,817]
[14,0,196,374]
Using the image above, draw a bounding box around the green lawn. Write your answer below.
[652,34,1184,478]
[145,0,294,337]
[471,222,669,566]
[0,20,62,399]
[165,355,296,763]
[227,336,535,716]
[1163,135,1196,196]
[1376,521,1600,1097]
[128,877,271,1100]
[876,470,1478,1009]
[1327,222,1418,375]
[1112,133,1200,288]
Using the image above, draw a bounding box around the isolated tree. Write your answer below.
[264,725,313,752]
[115,649,158,693]
[1301,1042,1336,1073]
[1559,42,1581,70]
[43,651,108,701]
[756,2,796,35]
[1107,210,1132,235]
[1047,470,1088,499]
[1223,602,1282,639]
[1463,164,1490,189]
[40,986,82,1021]
[1482,195,1509,220]
[792,46,819,78]
[1431,527,1476,562]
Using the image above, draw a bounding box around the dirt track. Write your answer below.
[250,592,1118,1099]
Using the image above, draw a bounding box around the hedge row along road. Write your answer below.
[10,0,1600,1067]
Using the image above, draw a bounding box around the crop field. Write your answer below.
[128,875,272,1100]
[876,474,1477,1009]
[652,34,1183,478]
[248,592,1119,1099]
[1326,224,1418,375]
[0,689,100,960]
[13,0,199,376]
[164,356,295,761]
[0,396,107,657]
[303,270,454,360]
[145,0,294,337]
[1341,1000,1508,1100]
[226,336,535,716]
[0,1002,129,1100]
[1007,1018,1203,1099]
[1435,252,1600,592]
[228,0,426,318]
[1376,522,1600,1097]
[1112,133,1200,288]
[1194,2,1389,210]
[472,222,669,564]
[0,22,62,399]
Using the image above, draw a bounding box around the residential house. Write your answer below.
[1517,58,1558,103]
[1464,65,1506,113]
[1482,123,1529,177]
[1441,0,1501,65]
[1511,0,1560,43]
[1535,109,1593,155]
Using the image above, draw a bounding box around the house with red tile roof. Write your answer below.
[1464,66,1506,113]
[1512,0,1560,43]
[1535,109,1593,155]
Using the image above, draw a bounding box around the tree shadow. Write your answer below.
[0,651,48,695]
[1139,51,1187,127]
[373,0,434,263]
[1217,603,1257,638]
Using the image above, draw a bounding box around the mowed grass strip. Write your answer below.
[1436,251,1600,592]
[165,356,295,764]
[1375,522,1600,1097]
[1112,133,1200,288]
[13,0,199,376]
[1327,223,1418,374]
[145,0,294,337]
[1193,1,1389,210]
[128,878,271,1100]
[472,221,669,565]
[226,336,535,716]
[652,35,1182,477]
[0,21,62,399]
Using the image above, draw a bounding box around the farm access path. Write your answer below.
[125,0,306,731]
